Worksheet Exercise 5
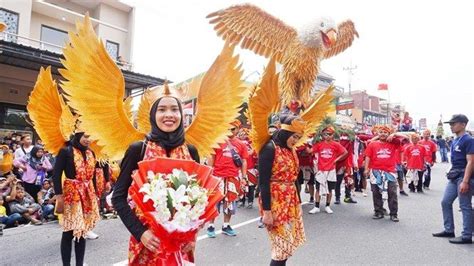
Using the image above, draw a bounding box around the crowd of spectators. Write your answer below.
[0,132,116,236]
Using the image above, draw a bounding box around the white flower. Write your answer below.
[147,171,155,181]
[153,206,171,223]
[167,185,190,207]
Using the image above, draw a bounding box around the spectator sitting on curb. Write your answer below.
[9,186,42,225]
[37,179,56,221]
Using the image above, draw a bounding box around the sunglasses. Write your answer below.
[323,133,333,136]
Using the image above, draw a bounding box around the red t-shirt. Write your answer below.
[365,140,400,173]
[297,144,313,167]
[312,141,346,171]
[213,138,249,178]
[242,140,257,169]
[403,144,426,169]
[419,139,437,164]
[395,143,409,164]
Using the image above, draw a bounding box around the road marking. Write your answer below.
[114,201,310,265]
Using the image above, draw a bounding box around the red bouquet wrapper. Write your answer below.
[129,157,224,265]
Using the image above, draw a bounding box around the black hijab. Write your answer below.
[272,115,298,149]
[71,132,89,160]
[147,97,185,153]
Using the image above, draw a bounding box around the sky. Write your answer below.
[124,0,474,132]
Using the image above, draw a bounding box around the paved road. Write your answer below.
[1,162,473,265]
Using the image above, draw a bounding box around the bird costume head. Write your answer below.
[297,17,337,49]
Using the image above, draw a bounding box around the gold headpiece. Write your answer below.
[281,118,306,134]
[157,81,179,99]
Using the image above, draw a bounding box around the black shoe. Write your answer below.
[432,231,455,238]
[344,197,357,204]
[417,190,424,193]
[400,191,409,196]
[449,236,472,244]
[334,198,341,205]
[309,197,314,203]
[390,215,399,222]
[372,212,384,219]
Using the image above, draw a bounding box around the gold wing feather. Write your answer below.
[123,96,133,123]
[249,57,280,153]
[324,20,359,59]
[136,89,157,134]
[89,140,108,161]
[243,85,258,122]
[59,15,144,161]
[297,85,335,146]
[207,4,297,61]
[59,97,77,143]
[185,42,247,158]
[27,67,70,155]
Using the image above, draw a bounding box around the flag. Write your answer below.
[378,83,388,90]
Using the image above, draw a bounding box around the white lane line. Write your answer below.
[114,201,310,265]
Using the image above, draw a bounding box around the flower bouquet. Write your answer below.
[128,157,223,266]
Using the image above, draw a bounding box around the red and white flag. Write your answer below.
[378,83,388,90]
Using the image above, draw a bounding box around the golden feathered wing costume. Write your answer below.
[60,16,246,161]
[28,66,109,160]
[27,66,76,156]
[208,4,358,103]
[249,58,335,153]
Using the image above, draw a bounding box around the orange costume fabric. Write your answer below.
[61,148,100,239]
[260,144,306,261]
[128,141,195,265]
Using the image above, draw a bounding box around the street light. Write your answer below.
[343,64,357,95]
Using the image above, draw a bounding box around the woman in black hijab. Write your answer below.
[258,115,307,266]
[53,131,100,266]
[112,95,199,265]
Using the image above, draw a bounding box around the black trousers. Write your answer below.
[241,185,256,204]
[423,164,432,187]
[335,174,351,200]
[371,181,398,216]
[409,170,425,192]
[61,231,86,266]
[23,182,41,203]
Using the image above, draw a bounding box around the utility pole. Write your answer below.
[343,63,357,95]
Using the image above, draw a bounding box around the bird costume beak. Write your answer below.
[321,29,337,48]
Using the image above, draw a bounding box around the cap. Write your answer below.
[0,177,7,181]
[444,114,469,124]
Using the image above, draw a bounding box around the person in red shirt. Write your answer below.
[296,142,315,202]
[419,129,437,190]
[335,133,357,204]
[207,120,249,238]
[355,133,373,196]
[238,128,258,209]
[309,126,347,214]
[395,139,410,196]
[403,133,426,193]
[364,125,409,222]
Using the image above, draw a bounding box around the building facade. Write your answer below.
[0,0,164,138]
[348,90,388,126]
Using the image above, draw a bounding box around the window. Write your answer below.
[0,8,19,42]
[0,105,29,128]
[40,25,68,53]
[106,40,119,61]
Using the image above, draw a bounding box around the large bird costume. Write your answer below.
[208,4,358,103]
